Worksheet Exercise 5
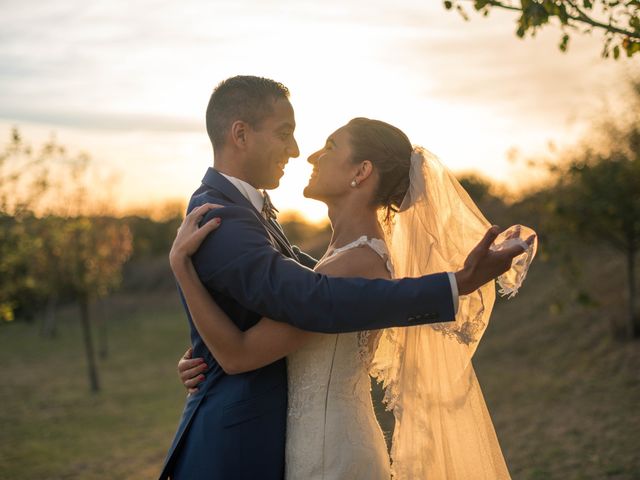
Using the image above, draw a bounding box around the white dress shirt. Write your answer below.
[219,172,265,214]
[219,172,459,314]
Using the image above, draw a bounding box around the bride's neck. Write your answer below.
[326,198,384,250]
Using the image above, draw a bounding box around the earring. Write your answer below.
[350,180,358,187]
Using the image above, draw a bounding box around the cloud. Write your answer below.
[0,0,632,179]
[0,108,202,133]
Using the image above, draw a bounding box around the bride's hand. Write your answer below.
[178,347,207,395]
[169,203,223,269]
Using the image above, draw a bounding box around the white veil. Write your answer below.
[371,147,536,479]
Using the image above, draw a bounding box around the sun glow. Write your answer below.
[0,0,633,223]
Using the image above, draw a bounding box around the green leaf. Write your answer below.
[444,1,453,9]
[614,44,620,58]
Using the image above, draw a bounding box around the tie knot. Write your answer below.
[262,190,279,221]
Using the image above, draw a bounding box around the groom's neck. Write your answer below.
[213,157,258,189]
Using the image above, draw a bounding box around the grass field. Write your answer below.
[0,250,638,479]
[0,294,189,480]
[474,251,640,480]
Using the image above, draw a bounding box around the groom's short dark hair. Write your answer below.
[206,75,290,151]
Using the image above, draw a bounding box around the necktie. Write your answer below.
[262,190,279,222]
[261,190,297,259]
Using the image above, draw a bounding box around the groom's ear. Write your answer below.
[230,120,247,149]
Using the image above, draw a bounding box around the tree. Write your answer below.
[444,0,640,58]
[0,128,133,391]
[551,127,640,337]
[55,216,132,391]
[457,173,510,223]
[0,129,57,322]
[44,146,133,391]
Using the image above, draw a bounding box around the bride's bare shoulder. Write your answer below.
[316,246,391,280]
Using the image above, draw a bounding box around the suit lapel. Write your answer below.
[266,218,297,258]
[201,169,298,259]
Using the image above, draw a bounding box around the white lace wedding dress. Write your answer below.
[285,236,393,480]
[284,149,533,479]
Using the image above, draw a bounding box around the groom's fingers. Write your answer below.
[500,234,536,259]
[500,242,527,259]
[504,225,521,241]
[476,225,501,253]
[525,234,536,247]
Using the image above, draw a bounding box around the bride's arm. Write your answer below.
[174,249,390,377]
[171,204,314,375]
[172,253,311,374]
[172,204,390,380]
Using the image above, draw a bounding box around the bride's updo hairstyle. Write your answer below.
[345,117,412,224]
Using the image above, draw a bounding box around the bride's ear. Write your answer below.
[354,160,374,185]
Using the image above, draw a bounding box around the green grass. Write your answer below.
[0,250,638,479]
[474,250,640,479]
[0,294,190,480]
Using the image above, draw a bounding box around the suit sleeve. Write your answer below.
[192,205,455,333]
[291,246,318,269]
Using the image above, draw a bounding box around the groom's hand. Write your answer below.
[455,226,532,296]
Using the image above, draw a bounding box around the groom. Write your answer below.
[160,75,525,480]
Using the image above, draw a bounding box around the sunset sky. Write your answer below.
[0,0,635,221]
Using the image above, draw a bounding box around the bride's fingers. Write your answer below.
[184,375,205,389]
[190,203,223,223]
[178,204,223,235]
[192,217,222,244]
[179,361,208,382]
[181,203,220,229]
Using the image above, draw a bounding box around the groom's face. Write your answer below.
[244,98,299,190]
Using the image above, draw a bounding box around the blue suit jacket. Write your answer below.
[160,168,455,479]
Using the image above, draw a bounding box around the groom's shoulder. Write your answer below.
[188,191,231,211]
[188,192,267,238]
[188,192,255,218]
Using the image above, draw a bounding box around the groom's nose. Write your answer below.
[288,136,300,158]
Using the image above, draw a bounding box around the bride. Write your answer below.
[171,117,535,479]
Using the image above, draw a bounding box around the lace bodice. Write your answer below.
[285,237,392,480]
[327,235,394,277]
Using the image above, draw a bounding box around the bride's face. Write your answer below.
[303,126,359,202]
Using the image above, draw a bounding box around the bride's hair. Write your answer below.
[345,117,412,224]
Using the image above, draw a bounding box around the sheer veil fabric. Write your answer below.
[371,147,535,479]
